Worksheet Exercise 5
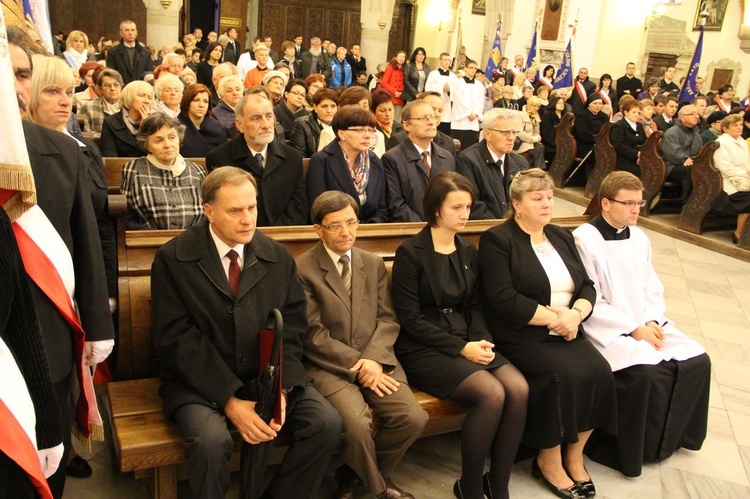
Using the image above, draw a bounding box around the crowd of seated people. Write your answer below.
[9,22,740,498]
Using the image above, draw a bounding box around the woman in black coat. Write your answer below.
[478,169,616,499]
[611,98,646,176]
[177,83,227,158]
[574,94,610,178]
[100,80,154,157]
[540,97,565,166]
[289,88,339,157]
[401,47,431,103]
[393,172,527,499]
[305,107,388,223]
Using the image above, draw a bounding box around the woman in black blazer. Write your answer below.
[478,169,616,499]
[611,98,646,176]
[401,47,431,103]
[289,88,339,157]
[100,80,154,157]
[540,97,565,166]
[306,107,388,223]
[392,172,528,499]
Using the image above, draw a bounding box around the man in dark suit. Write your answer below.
[615,62,643,102]
[224,27,241,65]
[105,20,154,85]
[206,92,308,225]
[296,191,426,499]
[382,99,456,221]
[568,67,597,114]
[418,92,458,158]
[654,96,678,132]
[346,44,367,76]
[300,37,329,78]
[10,35,115,498]
[151,167,341,499]
[293,35,304,61]
[457,108,530,219]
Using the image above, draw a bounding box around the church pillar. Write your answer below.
[360,0,396,72]
[480,0,501,70]
[441,0,460,55]
[146,0,183,51]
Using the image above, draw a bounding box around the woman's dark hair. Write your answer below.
[203,41,223,62]
[313,88,340,106]
[136,112,185,150]
[645,77,659,90]
[370,89,394,113]
[285,78,308,94]
[389,50,407,69]
[180,83,213,117]
[718,84,734,96]
[543,65,555,78]
[423,172,475,227]
[620,96,640,113]
[598,73,612,89]
[339,86,371,107]
[546,96,563,116]
[409,47,426,64]
[331,106,377,138]
[492,72,506,83]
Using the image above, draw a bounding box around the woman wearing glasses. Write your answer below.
[392,172,528,499]
[479,169,616,499]
[306,106,389,223]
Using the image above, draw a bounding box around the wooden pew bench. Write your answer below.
[548,113,576,188]
[678,141,724,234]
[583,122,615,198]
[107,217,589,498]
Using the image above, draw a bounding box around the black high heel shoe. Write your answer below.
[562,462,596,498]
[531,458,582,499]
[482,472,493,499]
[453,479,464,499]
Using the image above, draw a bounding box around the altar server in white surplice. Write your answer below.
[573,171,711,478]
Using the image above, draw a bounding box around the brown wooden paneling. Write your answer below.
[49,0,147,45]
[260,0,360,49]
[219,0,248,48]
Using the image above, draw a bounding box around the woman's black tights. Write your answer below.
[449,364,528,499]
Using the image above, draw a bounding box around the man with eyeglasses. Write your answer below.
[206,92,308,225]
[457,108,529,219]
[573,171,709,478]
[659,104,702,193]
[418,91,458,158]
[382,99,456,221]
[296,191,426,499]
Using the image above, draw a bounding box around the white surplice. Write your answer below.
[573,223,706,372]
[450,78,485,132]
[424,69,457,124]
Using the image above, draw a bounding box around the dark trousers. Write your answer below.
[0,452,36,499]
[173,386,342,499]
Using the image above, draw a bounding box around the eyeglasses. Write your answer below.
[607,198,647,208]
[100,82,121,89]
[409,115,438,123]
[320,220,359,233]
[287,90,306,98]
[346,127,377,135]
[487,128,522,137]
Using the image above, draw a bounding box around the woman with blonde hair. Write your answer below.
[63,30,91,69]
[100,80,155,157]
[517,96,546,170]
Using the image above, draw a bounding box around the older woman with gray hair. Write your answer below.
[79,67,123,132]
[154,72,184,117]
[120,112,206,229]
[100,80,155,157]
[213,74,244,138]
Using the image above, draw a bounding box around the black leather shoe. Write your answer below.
[333,465,362,499]
[66,455,92,478]
[531,458,582,499]
[377,478,414,499]
[733,232,740,245]
[482,472,494,499]
[562,463,595,498]
[453,479,464,499]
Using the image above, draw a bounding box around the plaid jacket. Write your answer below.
[81,98,119,133]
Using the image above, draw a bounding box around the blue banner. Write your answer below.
[485,20,503,80]
[525,22,538,80]
[679,26,704,102]
[553,37,573,89]
[22,0,54,54]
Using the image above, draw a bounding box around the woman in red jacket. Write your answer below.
[380,50,407,122]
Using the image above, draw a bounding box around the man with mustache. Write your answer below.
[300,37,330,78]
[206,92,309,225]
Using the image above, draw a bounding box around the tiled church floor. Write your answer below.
[64,199,750,498]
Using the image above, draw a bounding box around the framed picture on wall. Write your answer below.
[472,0,486,16]
[693,0,728,31]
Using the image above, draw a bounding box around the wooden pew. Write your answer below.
[678,142,722,234]
[108,216,590,498]
[584,122,616,198]
[636,131,665,216]
[548,113,576,188]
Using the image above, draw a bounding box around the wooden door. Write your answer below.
[219,0,248,49]
[259,0,361,49]
[644,53,677,83]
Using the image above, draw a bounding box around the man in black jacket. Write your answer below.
[206,92,308,225]
[457,108,530,219]
[615,62,643,102]
[105,21,153,85]
[152,167,341,499]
